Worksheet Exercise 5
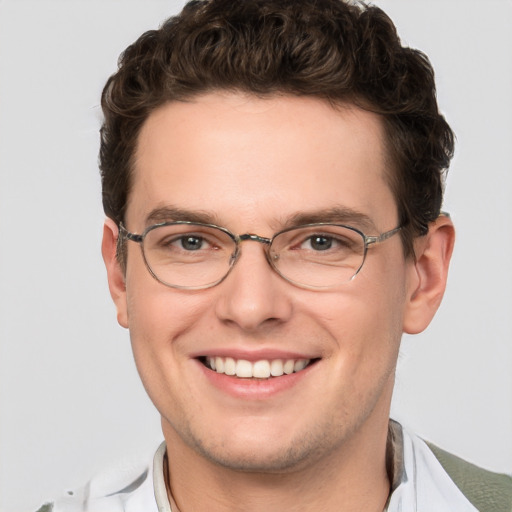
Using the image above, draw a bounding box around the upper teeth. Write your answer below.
[207,357,310,379]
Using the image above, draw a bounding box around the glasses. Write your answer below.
[119,221,402,291]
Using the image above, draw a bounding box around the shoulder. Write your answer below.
[425,441,512,512]
[34,444,163,512]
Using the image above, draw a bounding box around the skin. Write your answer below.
[102,92,455,512]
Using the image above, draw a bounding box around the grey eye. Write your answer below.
[180,236,205,250]
[308,235,333,251]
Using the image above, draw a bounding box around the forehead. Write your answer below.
[128,92,396,231]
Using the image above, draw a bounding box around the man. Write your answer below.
[39,0,512,510]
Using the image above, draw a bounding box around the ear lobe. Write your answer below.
[403,215,455,334]
[101,218,129,328]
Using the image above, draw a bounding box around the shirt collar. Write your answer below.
[153,420,476,512]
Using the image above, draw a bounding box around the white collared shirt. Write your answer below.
[49,422,478,512]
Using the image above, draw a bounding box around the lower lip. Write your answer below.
[195,360,317,399]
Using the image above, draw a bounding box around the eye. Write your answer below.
[156,233,215,252]
[178,235,207,251]
[301,234,353,252]
[306,235,334,251]
[146,224,235,258]
[276,226,362,257]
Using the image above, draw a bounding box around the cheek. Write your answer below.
[307,269,407,367]
[124,270,209,371]
[126,285,209,347]
[125,287,213,412]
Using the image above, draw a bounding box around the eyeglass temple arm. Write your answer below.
[365,225,402,246]
[118,223,143,243]
[366,211,450,246]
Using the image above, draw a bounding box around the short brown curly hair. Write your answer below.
[100,0,454,257]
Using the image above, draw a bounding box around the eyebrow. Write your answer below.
[145,206,222,227]
[283,207,378,232]
[144,205,378,233]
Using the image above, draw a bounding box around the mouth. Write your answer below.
[199,356,318,379]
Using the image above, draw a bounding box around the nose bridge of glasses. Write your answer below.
[238,233,272,245]
[230,233,275,268]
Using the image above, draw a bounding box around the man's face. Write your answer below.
[112,93,419,472]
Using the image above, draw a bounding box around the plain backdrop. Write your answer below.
[0,1,511,511]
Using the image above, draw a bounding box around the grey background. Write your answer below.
[0,1,511,511]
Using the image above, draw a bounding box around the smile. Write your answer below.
[201,357,313,379]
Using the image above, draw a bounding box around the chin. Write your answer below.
[182,422,340,474]
[196,443,314,473]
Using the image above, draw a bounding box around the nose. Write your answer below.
[214,240,293,332]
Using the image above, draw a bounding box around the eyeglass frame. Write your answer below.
[118,221,403,291]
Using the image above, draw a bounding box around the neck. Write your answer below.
[162,417,391,512]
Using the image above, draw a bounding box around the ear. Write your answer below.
[101,218,129,328]
[403,215,455,334]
